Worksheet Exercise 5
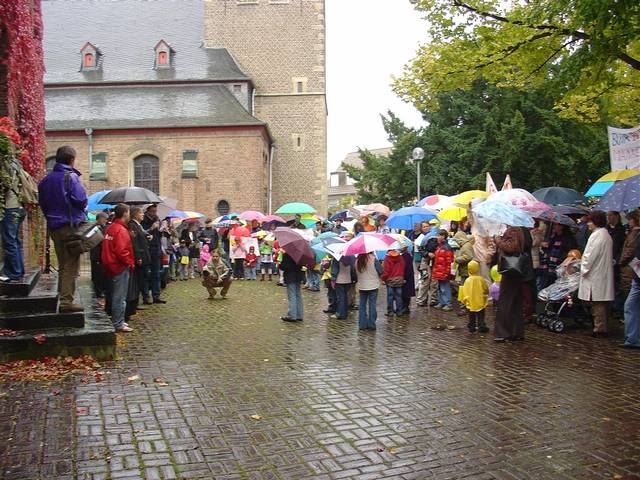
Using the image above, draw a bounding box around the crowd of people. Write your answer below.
[33,146,640,348]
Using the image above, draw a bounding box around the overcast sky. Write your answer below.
[325,0,428,173]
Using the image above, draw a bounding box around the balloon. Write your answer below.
[489,282,501,302]
[490,265,502,283]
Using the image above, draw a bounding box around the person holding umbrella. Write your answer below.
[273,227,316,322]
[141,204,167,304]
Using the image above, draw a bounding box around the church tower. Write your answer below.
[204,0,327,213]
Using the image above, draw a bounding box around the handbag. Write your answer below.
[498,253,528,276]
[63,172,103,255]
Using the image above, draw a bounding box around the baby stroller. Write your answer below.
[536,258,590,333]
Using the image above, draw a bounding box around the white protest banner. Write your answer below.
[608,125,640,171]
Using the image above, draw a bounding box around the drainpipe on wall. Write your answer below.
[84,127,93,179]
[268,143,275,214]
[251,87,256,116]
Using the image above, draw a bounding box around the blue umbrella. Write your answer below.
[473,201,534,227]
[87,189,112,212]
[329,210,350,221]
[585,181,614,198]
[386,206,437,230]
[596,176,640,212]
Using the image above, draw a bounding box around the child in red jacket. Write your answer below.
[381,250,406,316]
[431,229,454,311]
[244,246,258,280]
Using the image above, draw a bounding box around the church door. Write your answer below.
[133,155,160,194]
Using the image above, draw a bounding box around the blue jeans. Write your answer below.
[246,266,257,280]
[437,280,452,307]
[1,207,26,280]
[623,277,640,346]
[307,270,320,290]
[146,251,161,299]
[359,289,378,329]
[386,286,403,314]
[111,269,129,329]
[286,282,303,319]
[335,283,349,319]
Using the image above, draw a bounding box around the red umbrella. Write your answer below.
[230,225,250,237]
[273,227,315,267]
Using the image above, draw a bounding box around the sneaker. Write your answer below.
[117,325,134,332]
[330,314,338,319]
[281,316,297,322]
[478,326,490,334]
[153,298,167,304]
[433,305,443,310]
[441,306,453,312]
[59,303,84,313]
[322,309,335,314]
[143,299,153,305]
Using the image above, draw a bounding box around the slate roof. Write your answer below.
[42,0,249,84]
[45,85,265,131]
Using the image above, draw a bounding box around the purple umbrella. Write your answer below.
[596,176,640,212]
[274,227,316,268]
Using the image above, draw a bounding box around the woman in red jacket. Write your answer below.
[431,230,455,311]
[101,204,136,332]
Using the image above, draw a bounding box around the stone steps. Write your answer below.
[0,272,116,362]
[0,310,85,330]
[0,268,40,297]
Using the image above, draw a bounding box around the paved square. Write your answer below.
[1,279,639,479]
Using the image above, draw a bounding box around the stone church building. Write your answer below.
[42,0,327,216]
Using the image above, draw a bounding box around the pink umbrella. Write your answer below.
[361,203,391,217]
[342,233,396,256]
[263,214,286,223]
[488,189,539,209]
[521,201,552,217]
[239,210,266,222]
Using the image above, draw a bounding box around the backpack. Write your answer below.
[9,159,38,206]
[418,236,439,256]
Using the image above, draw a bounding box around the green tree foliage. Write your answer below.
[393,0,640,124]
[344,81,609,207]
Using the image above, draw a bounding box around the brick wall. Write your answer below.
[204,0,327,214]
[45,128,270,217]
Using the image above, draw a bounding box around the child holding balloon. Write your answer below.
[461,260,490,333]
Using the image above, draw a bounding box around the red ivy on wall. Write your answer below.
[0,0,46,180]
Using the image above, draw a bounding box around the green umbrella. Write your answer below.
[275,202,317,215]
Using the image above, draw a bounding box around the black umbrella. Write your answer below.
[553,204,590,216]
[535,210,577,228]
[100,187,163,205]
[532,187,586,206]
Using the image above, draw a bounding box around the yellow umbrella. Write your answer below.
[597,170,640,182]
[438,206,467,222]
[451,190,489,206]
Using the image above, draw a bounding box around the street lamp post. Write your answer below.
[412,147,425,201]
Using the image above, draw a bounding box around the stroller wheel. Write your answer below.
[540,315,550,328]
[536,314,545,327]
[550,319,565,333]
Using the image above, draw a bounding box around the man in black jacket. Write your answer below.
[129,207,151,307]
[199,219,219,251]
[141,204,167,304]
[281,253,304,322]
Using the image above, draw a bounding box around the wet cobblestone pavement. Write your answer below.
[1,278,639,480]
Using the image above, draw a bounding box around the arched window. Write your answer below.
[217,200,230,215]
[133,154,160,194]
[45,156,56,173]
[84,53,94,67]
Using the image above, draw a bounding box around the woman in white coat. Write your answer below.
[578,211,615,336]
